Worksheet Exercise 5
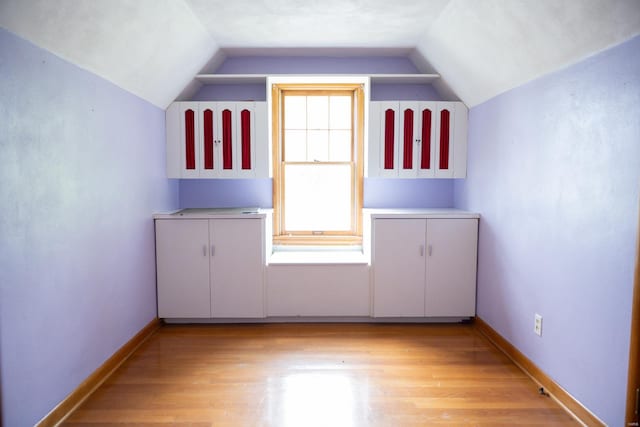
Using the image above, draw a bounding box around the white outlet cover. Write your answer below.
[534,313,543,336]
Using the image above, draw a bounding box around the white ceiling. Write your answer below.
[1,0,639,108]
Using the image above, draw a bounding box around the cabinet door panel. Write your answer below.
[375,102,399,177]
[180,102,200,178]
[235,102,257,178]
[425,219,477,316]
[210,219,264,318]
[156,220,210,318]
[398,102,418,178]
[218,103,237,177]
[417,103,437,177]
[373,219,426,317]
[435,103,455,178]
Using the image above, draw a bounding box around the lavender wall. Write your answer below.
[370,83,441,101]
[214,55,421,74]
[179,179,273,208]
[192,56,442,102]
[192,84,266,101]
[178,178,454,209]
[455,35,640,425]
[0,29,178,426]
[365,179,453,208]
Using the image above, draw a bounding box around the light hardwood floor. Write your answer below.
[63,323,578,426]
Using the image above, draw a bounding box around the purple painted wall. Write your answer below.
[193,56,441,102]
[192,84,266,101]
[454,35,640,426]
[0,29,178,426]
[214,55,420,74]
[179,179,273,208]
[178,178,454,209]
[365,179,453,208]
[192,82,442,102]
[370,84,441,101]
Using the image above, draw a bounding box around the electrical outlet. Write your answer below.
[534,313,543,336]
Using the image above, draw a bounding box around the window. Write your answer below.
[271,83,364,245]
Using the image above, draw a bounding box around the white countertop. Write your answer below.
[153,208,270,219]
[364,208,480,219]
[154,208,478,220]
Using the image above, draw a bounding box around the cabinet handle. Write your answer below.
[202,245,207,256]
[428,245,433,256]
[210,245,215,256]
[419,245,424,256]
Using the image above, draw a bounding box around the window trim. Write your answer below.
[271,82,365,246]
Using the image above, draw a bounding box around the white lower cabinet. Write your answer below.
[155,218,265,319]
[372,218,478,317]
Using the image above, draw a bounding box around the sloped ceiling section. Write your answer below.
[0,0,219,108]
[1,0,639,108]
[185,0,450,48]
[415,0,640,106]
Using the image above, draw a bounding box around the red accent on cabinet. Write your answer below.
[203,109,214,170]
[241,109,251,170]
[184,109,196,170]
[403,109,413,170]
[421,109,432,169]
[222,109,233,169]
[439,109,450,170]
[384,109,395,170]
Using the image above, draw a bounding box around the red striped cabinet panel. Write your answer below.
[165,101,266,179]
[368,101,467,178]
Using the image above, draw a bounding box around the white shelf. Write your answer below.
[195,73,440,85]
[369,74,440,84]
[195,74,267,84]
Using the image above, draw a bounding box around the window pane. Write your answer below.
[285,96,306,130]
[329,130,351,161]
[307,96,329,129]
[329,96,352,129]
[307,130,329,162]
[284,130,307,162]
[284,164,352,231]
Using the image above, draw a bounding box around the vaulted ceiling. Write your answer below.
[1,0,639,108]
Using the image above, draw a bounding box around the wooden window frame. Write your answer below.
[271,83,365,246]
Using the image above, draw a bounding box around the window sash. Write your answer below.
[272,84,364,245]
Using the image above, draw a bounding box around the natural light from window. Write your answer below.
[283,95,352,231]
[271,81,364,246]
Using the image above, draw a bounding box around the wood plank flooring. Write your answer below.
[63,323,578,426]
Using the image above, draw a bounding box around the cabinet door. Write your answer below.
[398,102,419,178]
[198,102,218,178]
[373,102,399,177]
[217,103,237,178]
[165,102,200,178]
[434,103,455,178]
[425,219,478,316]
[234,102,256,178]
[210,219,264,318]
[155,219,211,318]
[416,103,437,178]
[373,219,426,317]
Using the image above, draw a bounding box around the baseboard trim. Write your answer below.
[473,317,604,427]
[36,318,161,427]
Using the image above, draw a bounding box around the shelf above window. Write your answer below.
[195,73,440,85]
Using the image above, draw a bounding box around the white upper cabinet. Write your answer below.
[166,101,267,179]
[368,101,468,178]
